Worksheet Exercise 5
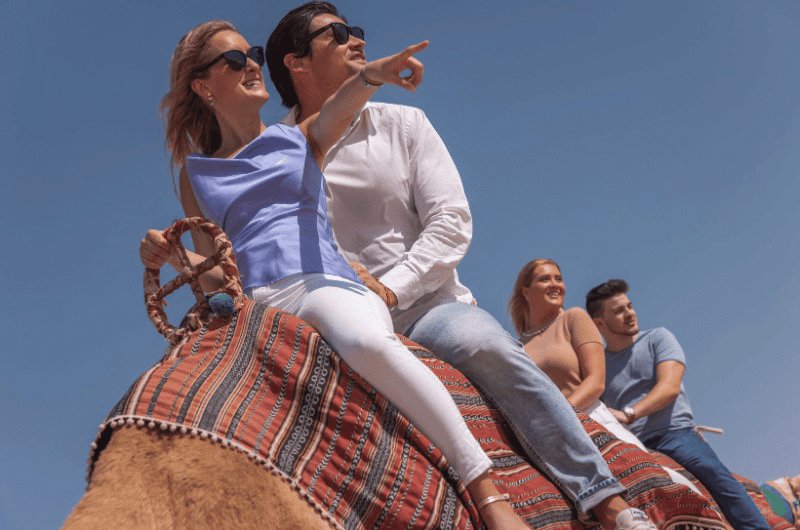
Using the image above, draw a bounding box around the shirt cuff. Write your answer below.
[379,265,426,311]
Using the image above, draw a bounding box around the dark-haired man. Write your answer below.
[263,3,659,528]
[586,279,770,530]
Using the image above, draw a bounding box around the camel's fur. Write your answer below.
[63,427,331,529]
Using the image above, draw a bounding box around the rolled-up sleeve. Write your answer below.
[378,109,472,310]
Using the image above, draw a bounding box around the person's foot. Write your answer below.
[615,508,657,530]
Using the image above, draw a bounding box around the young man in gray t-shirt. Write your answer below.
[601,326,695,442]
[586,279,769,530]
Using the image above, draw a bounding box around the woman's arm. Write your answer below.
[564,309,607,411]
[300,41,428,164]
[569,341,606,411]
[138,168,225,292]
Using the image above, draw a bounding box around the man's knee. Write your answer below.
[434,328,512,368]
[412,305,514,362]
[668,442,730,479]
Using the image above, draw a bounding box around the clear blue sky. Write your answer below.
[2,1,798,527]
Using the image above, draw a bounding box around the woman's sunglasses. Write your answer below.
[195,46,265,74]
[303,22,365,49]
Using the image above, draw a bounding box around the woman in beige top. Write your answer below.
[509,258,699,493]
[509,259,606,410]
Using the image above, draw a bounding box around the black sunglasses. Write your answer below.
[195,46,265,74]
[303,22,365,49]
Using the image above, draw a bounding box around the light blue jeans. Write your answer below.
[405,302,625,513]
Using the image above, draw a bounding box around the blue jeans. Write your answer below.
[644,428,770,530]
[405,302,624,513]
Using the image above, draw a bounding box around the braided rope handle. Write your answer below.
[144,217,243,345]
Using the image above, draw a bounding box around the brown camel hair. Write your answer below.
[63,427,331,529]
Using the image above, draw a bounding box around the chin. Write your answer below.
[345,60,364,73]
[251,88,270,100]
[243,92,269,107]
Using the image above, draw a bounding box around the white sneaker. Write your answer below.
[615,508,658,530]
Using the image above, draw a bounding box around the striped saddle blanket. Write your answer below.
[87,299,788,529]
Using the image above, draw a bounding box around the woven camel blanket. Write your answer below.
[648,452,792,529]
[87,299,783,529]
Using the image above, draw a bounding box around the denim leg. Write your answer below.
[405,302,624,513]
[645,429,770,530]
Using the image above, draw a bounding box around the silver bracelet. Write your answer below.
[476,493,510,510]
[360,66,384,87]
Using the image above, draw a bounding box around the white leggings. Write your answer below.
[586,401,700,494]
[250,273,492,484]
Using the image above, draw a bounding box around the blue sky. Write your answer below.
[2,1,798,527]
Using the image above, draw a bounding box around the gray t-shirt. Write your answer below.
[602,327,695,442]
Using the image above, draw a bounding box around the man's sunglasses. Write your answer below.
[195,46,265,74]
[304,22,365,48]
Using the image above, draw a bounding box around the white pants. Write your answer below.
[250,273,492,484]
[586,401,700,494]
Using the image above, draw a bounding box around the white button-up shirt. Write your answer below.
[283,102,474,333]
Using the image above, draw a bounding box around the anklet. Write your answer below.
[477,493,510,510]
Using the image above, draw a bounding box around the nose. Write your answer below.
[243,59,263,78]
[349,34,365,48]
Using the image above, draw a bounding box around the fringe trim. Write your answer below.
[86,414,343,530]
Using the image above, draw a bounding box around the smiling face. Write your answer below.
[595,293,639,338]
[522,263,565,319]
[191,30,269,115]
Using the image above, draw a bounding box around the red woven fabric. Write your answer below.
[88,299,781,528]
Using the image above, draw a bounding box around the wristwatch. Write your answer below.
[623,406,636,422]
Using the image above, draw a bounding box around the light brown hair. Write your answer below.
[508,258,561,336]
[160,20,237,169]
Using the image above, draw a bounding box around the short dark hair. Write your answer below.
[266,1,344,108]
[585,279,629,318]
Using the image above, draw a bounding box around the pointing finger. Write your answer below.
[400,40,429,59]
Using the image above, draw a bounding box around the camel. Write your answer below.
[64,428,328,530]
[63,220,792,529]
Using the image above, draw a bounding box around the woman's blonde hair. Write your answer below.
[508,258,561,336]
[160,20,237,169]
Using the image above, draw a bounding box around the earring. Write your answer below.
[207,93,215,107]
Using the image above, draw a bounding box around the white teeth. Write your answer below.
[243,80,261,88]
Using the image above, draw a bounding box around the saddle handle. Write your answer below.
[144,217,243,345]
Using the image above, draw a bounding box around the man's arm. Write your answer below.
[614,360,685,424]
[375,109,473,310]
[306,42,427,163]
